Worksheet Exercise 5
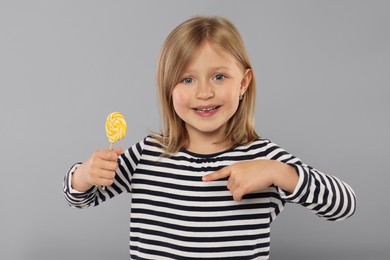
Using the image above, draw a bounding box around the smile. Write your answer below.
[194,106,220,112]
[192,105,221,117]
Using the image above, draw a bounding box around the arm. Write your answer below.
[72,147,123,192]
[63,140,144,208]
[278,162,356,221]
[203,140,356,221]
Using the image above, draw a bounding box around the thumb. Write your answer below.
[114,146,123,156]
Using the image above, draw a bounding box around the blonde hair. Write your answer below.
[154,15,259,154]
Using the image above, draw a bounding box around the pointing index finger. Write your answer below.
[203,166,231,182]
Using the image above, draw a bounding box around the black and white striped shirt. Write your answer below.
[64,137,356,259]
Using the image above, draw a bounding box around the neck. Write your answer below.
[186,128,231,155]
[188,141,231,154]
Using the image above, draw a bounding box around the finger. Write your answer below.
[100,160,118,171]
[98,169,116,180]
[98,177,115,187]
[203,166,231,182]
[97,149,119,161]
[232,186,247,202]
[94,169,116,187]
[87,169,115,187]
[91,156,117,172]
[227,176,237,191]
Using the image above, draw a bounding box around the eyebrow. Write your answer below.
[211,66,231,70]
[182,66,232,75]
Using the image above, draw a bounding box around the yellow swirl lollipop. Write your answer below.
[103,112,126,190]
[105,112,127,149]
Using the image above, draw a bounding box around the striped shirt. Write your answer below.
[64,136,356,259]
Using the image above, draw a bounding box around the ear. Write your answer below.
[240,69,252,96]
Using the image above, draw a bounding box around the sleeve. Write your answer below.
[63,139,145,209]
[265,140,356,221]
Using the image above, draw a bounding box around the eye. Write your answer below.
[213,74,226,81]
[181,77,194,84]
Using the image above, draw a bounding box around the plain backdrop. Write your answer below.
[1,1,389,259]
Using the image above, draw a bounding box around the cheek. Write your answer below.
[222,87,240,108]
[172,87,189,114]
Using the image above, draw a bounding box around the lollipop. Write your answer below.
[103,112,126,190]
[105,112,127,150]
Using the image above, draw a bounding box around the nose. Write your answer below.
[195,81,215,100]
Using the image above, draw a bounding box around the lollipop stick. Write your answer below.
[102,142,115,191]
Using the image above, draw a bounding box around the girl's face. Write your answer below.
[172,42,251,145]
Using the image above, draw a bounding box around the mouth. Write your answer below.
[193,106,220,112]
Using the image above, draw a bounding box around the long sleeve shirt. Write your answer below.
[64,136,356,260]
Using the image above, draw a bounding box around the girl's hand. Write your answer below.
[202,160,298,201]
[72,147,123,192]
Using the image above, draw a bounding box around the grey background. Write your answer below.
[0,0,389,259]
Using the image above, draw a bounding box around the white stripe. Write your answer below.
[131,212,270,227]
[130,222,269,238]
[131,202,272,218]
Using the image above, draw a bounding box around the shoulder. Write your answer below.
[230,138,284,159]
[144,135,165,150]
[237,137,273,151]
[131,135,165,156]
[120,135,164,162]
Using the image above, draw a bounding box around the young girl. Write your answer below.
[64,16,356,259]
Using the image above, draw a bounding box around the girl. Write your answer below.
[64,16,356,259]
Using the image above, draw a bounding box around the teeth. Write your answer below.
[196,107,217,112]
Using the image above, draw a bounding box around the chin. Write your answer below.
[193,125,226,135]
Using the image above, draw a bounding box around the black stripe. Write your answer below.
[132,188,276,202]
[316,175,337,216]
[130,236,270,253]
[132,178,228,192]
[140,158,227,174]
[286,164,308,201]
[132,198,272,212]
[130,245,269,260]
[130,226,269,243]
[113,171,131,193]
[131,207,270,222]
[131,217,269,233]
